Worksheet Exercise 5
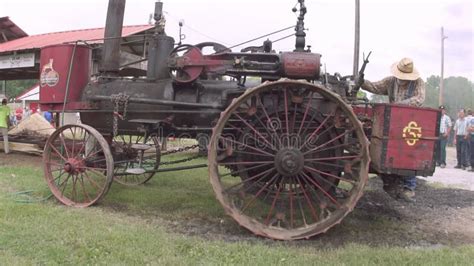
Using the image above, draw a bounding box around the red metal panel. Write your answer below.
[369,103,440,176]
[385,105,438,170]
[39,44,90,107]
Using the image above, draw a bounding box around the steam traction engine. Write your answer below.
[39,0,440,240]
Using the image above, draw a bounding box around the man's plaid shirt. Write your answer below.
[362,76,425,107]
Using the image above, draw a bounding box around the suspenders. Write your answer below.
[389,78,416,102]
[406,81,416,98]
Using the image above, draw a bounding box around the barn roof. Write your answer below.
[0,24,154,53]
[0,17,28,43]
[16,83,39,101]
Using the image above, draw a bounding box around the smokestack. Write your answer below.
[100,0,126,75]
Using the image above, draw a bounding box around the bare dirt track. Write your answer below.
[168,177,474,248]
[1,148,473,248]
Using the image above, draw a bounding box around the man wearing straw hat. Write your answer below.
[360,57,426,201]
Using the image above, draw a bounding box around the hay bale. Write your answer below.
[8,113,55,137]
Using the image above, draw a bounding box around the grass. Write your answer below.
[426,181,465,190]
[1,154,473,265]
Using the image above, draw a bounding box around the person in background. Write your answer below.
[24,106,31,118]
[44,111,53,125]
[466,109,473,170]
[437,105,452,168]
[453,109,469,169]
[10,114,17,126]
[468,109,474,172]
[15,107,23,124]
[0,98,11,154]
[359,57,425,201]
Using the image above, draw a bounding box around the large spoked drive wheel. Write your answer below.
[208,79,370,240]
[43,124,114,207]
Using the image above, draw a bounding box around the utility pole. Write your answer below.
[439,27,448,106]
[353,0,360,78]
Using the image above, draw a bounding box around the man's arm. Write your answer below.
[446,120,451,137]
[446,117,452,137]
[453,120,458,144]
[361,76,393,95]
[399,79,425,107]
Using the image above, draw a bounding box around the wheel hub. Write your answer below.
[274,148,304,177]
[64,158,85,174]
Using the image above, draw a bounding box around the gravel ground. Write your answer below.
[419,147,474,191]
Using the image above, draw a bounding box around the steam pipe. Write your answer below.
[100,0,126,75]
[89,95,224,109]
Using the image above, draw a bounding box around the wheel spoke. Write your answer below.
[233,113,277,152]
[219,161,274,166]
[71,174,78,202]
[227,122,275,153]
[305,142,353,155]
[58,173,72,195]
[283,88,290,136]
[304,165,356,184]
[231,149,275,158]
[219,137,274,157]
[297,92,313,136]
[300,172,341,207]
[303,129,353,156]
[242,173,280,212]
[75,133,90,158]
[291,103,298,133]
[258,97,283,148]
[265,183,283,225]
[83,171,101,190]
[304,155,359,162]
[299,112,333,151]
[48,142,68,162]
[59,133,70,159]
[288,177,295,228]
[295,176,319,221]
[79,173,92,203]
[221,162,273,177]
[223,167,275,193]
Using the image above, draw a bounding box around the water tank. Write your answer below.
[39,44,91,109]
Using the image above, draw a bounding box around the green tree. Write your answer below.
[424,75,440,108]
[443,77,473,117]
[3,79,38,99]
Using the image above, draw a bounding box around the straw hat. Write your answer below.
[390,57,420,80]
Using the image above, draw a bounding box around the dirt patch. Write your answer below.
[0,152,43,168]
[160,178,474,248]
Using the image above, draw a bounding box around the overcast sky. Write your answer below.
[1,0,473,81]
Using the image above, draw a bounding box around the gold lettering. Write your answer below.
[402,121,422,146]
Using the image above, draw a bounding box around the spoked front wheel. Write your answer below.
[43,124,114,207]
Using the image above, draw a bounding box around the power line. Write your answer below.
[163,11,230,45]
